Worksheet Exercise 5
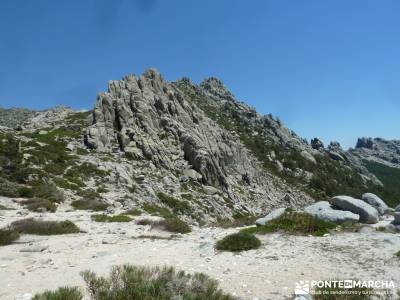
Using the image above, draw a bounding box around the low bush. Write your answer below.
[395,250,400,258]
[81,264,234,300]
[136,217,191,234]
[122,208,142,216]
[21,198,57,212]
[215,232,261,252]
[242,211,336,237]
[11,218,80,235]
[91,214,132,223]
[163,218,192,234]
[0,177,21,198]
[32,286,83,300]
[30,182,65,204]
[156,192,191,215]
[142,203,173,219]
[0,228,20,246]
[71,199,108,211]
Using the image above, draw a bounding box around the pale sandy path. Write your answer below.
[1,206,400,300]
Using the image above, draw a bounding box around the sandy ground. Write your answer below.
[1,198,400,300]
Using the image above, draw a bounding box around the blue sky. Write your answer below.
[0,0,399,149]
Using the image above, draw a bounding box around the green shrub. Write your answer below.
[395,250,400,258]
[364,160,400,207]
[242,211,336,237]
[11,218,80,235]
[91,214,132,223]
[71,199,108,211]
[30,182,65,204]
[21,198,57,212]
[216,232,261,252]
[0,228,20,246]
[122,208,142,216]
[156,192,191,215]
[163,218,192,234]
[0,178,21,198]
[33,286,83,300]
[81,264,234,300]
[142,203,173,219]
[137,217,191,234]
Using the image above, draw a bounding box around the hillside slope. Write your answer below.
[0,69,399,224]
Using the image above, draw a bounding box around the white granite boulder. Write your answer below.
[331,196,379,224]
[304,201,359,224]
[256,208,286,226]
[361,193,389,215]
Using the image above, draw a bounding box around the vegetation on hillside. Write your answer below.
[177,81,386,201]
[216,232,261,252]
[81,264,234,300]
[0,228,20,246]
[242,211,336,237]
[11,218,80,235]
[364,160,400,207]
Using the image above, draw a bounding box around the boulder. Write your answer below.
[304,201,359,224]
[395,204,400,212]
[393,212,400,225]
[311,138,324,150]
[361,193,389,215]
[182,169,202,181]
[256,208,286,226]
[203,185,219,195]
[331,196,379,224]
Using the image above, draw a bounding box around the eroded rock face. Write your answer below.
[350,137,400,169]
[85,69,312,213]
[304,201,359,224]
[311,138,324,150]
[331,196,379,224]
[85,69,239,188]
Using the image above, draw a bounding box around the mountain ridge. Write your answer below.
[0,69,399,220]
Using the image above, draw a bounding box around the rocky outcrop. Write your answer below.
[255,208,286,226]
[0,108,36,129]
[393,212,400,225]
[361,193,389,215]
[350,137,400,169]
[84,69,312,216]
[311,138,324,150]
[396,205,400,212]
[304,201,359,224]
[331,196,379,224]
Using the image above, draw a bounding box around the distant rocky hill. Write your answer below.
[0,107,36,128]
[0,69,399,223]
